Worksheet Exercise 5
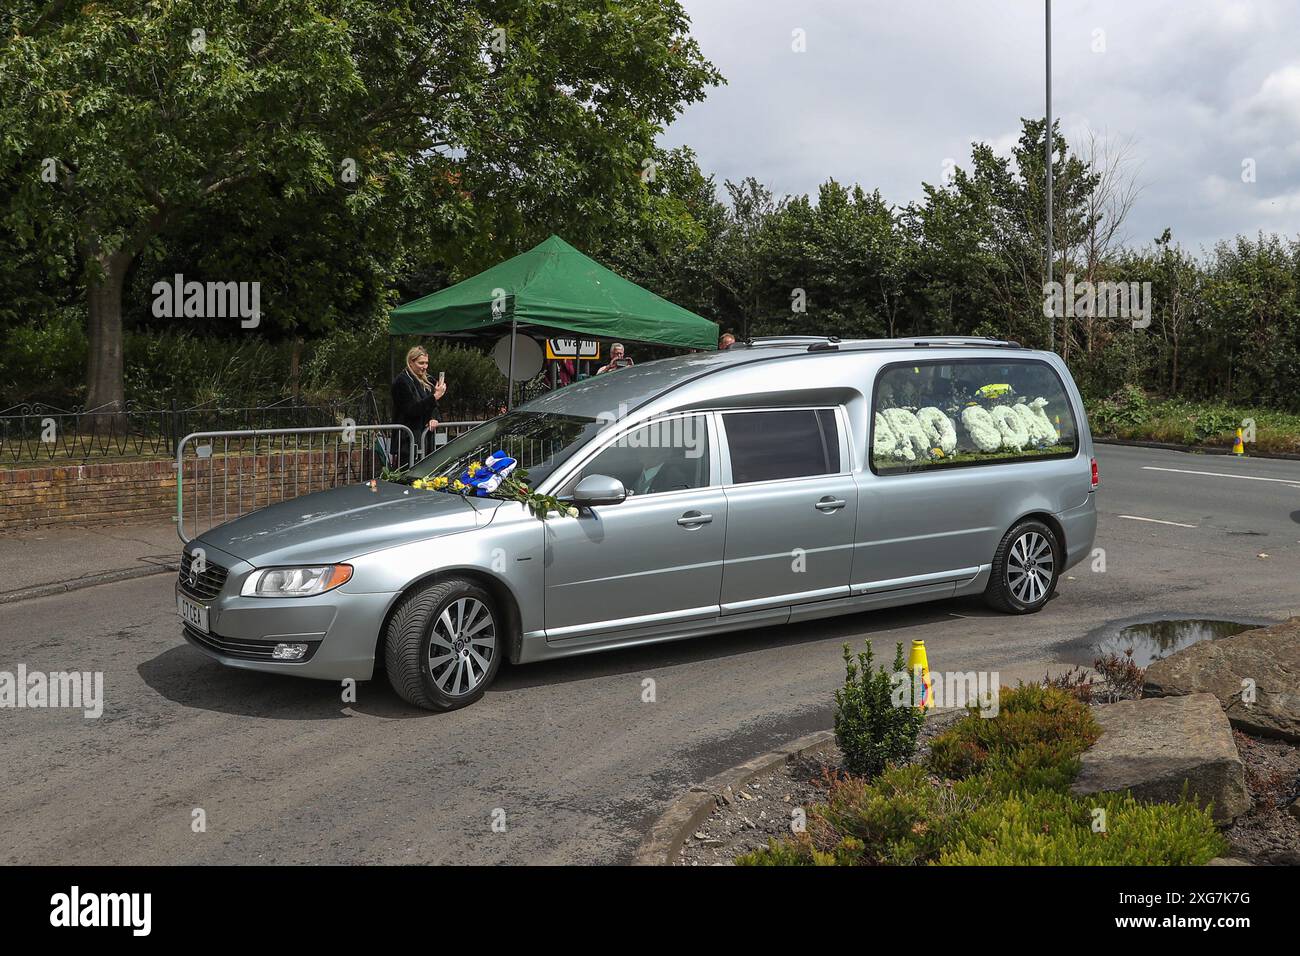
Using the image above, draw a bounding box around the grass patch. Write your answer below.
[1086,388,1300,455]
[737,686,1227,866]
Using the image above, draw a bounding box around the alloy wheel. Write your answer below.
[427,597,497,697]
[1006,531,1054,605]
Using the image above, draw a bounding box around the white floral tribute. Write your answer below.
[876,390,1060,465]
[916,406,958,456]
[990,406,1029,451]
[882,407,931,460]
[960,405,1003,452]
[1022,397,1059,444]
[873,412,913,461]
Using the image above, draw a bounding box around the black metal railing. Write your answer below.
[0,393,382,464]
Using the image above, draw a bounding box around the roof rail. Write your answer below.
[901,336,1024,349]
[739,335,1024,351]
[740,335,837,348]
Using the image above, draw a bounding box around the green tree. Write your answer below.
[1200,234,1300,407]
[906,119,1099,349]
[597,145,727,324]
[713,177,785,339]
[762,181,903,339]
[0,0,721,415]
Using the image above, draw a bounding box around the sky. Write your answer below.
[662,0,1300,254]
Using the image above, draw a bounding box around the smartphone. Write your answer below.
[438,371,446,384]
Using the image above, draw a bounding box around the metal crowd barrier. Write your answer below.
[174,420,491,542]
[175,424,415,543]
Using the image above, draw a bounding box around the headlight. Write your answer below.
[241,564,353,598]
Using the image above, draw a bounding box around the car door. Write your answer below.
[718,407,857,614]
[852,466,997,596]
[543,412,725,642]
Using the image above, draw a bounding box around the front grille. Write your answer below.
[183,624,319,662]
[179,550,229,600]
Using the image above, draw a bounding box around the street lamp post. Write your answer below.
[1045,0,1054,352]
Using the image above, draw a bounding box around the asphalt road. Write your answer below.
[2,444,1297,865]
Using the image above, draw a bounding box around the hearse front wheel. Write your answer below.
[984,519,1061,614]
[385,577,501,710]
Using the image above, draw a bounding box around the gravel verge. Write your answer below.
[1224,730,1300,865]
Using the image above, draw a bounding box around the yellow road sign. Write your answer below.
[545,338,601,361]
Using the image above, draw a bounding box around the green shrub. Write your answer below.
[926,685,1099,793]
[738,682,1231,866]
[937,789,1227,866]
[814,765,981,865]
[0,309,88,406]
[1,307,512,416]
[1088,383,1151,434]
[1187,407,1238,444]
[738,766,981,866]
[738,764,1224,867]
[736,835,834,866]
[833,641,925,778]
[305,315,507,416]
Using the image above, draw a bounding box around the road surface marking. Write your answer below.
[1142,465,1300,487]
[1117,514,1198,528]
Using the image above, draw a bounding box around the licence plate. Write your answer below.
[177,593,209,633]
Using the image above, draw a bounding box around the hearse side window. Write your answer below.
[723,409,840,484]
[871,360,1078,474]
[569,416,711,496]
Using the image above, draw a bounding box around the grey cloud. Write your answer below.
[663,0,1300,252]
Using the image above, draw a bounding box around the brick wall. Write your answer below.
[1,460,178,531]
[1,449,384,533]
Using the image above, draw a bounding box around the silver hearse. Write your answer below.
[177,337,1098,710]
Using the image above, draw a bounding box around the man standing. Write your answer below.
[596,342,633,374]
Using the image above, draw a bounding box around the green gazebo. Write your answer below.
[390,235,718,406]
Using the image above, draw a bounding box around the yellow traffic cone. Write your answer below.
[908,640,933,710]
[1232,428,1245,456]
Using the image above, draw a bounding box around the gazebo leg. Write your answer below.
[506,318,517,411]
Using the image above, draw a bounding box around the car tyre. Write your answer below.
[385,577,502,711]
[984,519,1061,614]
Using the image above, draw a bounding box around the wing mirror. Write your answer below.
[571,474,627,507]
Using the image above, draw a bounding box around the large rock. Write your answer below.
[1143,617,1300,742]
[1071,694,1250,823]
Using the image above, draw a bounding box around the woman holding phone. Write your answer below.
[391,345,447,465]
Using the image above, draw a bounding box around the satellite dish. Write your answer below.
[492,333,544,381]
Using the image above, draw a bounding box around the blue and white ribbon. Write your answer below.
[461,450,519,497]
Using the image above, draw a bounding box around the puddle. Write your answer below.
[1094,619,1259,667]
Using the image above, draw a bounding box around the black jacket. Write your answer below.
[391,370,439,437]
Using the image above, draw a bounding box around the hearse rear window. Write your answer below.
[871,360,1077,474]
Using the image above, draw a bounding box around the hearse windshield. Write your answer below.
[407,410,604,487]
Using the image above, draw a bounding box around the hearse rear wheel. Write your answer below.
[984,519,1061,614]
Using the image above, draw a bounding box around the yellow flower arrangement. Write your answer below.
[385,459,574,521]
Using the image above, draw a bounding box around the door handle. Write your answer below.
[677,511,713,528]
[815,496,848,513]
